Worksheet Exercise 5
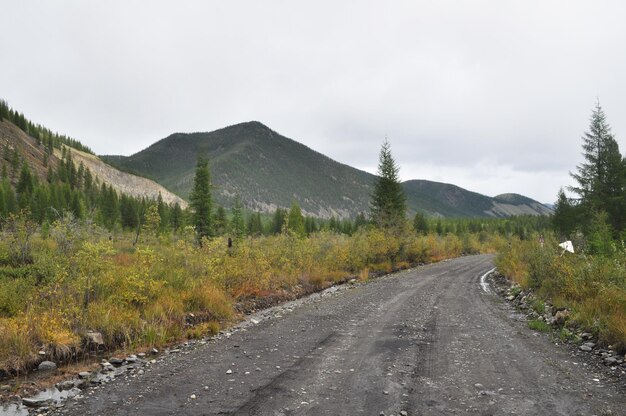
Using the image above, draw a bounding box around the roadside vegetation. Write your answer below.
[0,213,513,374]
[0,101,551,376]
[0,115,543,376]
[497,102,626,351]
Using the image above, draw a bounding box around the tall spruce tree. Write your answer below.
[190,157,212,242]
[370,140,406,229]
[230,195,246,239]
[569,102,625,235]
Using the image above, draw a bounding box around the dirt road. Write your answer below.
[55,255,625,415]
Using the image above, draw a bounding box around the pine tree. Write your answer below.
[354,212,368,230]
[341,219,353,235]
[120,194,139,229]
[270,208,286,234]
[569,102,625,235]
[170,202,183,232]
[156,192,168,230]
[71,191,85,220]
[99,184,119,229]
[31,187,50,223]
[304,216,317,235]
[328,216,338,232]
[189,157,212,242]
[16,162,34,195]
[287,202,305,237]
[413,212,429,234]
[370,140,406,229]
[3,180,16,214]
[0,100,8,121]
[10,148,20,177]
[230,196,246,239]
[552,188,579,238]
[435,220,444,235]
[0,186,6,218]
[212,205,228,235]
[247,212,263,236]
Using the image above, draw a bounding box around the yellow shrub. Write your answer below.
[0,318,36,372]
[182,284,232,321]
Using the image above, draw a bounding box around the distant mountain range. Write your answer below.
[102,121,552,218]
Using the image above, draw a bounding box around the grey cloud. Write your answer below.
[1,1,625,203]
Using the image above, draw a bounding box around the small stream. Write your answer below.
[1,385,82,415]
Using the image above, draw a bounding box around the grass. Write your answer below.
[497,233,626,351]
[0,222,502,374]
[528,319,551,332]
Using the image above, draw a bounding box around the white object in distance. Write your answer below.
[558,240,574,254]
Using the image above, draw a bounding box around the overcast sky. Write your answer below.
[1,1,625,203]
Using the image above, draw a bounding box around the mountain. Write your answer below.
[103,121,552,219]
[402,181,553,217]
[0,117,186,208]
[103,121,374,218]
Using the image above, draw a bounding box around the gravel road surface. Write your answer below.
[54,254,626,415]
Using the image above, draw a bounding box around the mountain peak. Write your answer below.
[102,124,552,219]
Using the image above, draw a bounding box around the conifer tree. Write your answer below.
[569,102,625,234]
[189,157,212,241]
[212,205,228,235]
[435,220,444,235]
[156,192,168,231]
[70,191,84,220]
[0,100,8,121]
[304,216,317,235]
[99,184,119,229]
[0,186,6,217]
[3,180,16,214]
[16,162,34,195]
[120,194,139,229]
[270,208,286,234]
[170,202,183,232]
[413,212,429,234]
[10,148,20,177]
[287,202,305,237]
[247,212,263,236]
[341,219,353,235]
[230,196,246,239]
[354,212,367,230]
[552,188,578,238]
[370,140,406,229]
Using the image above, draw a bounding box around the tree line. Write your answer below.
[0,99,94,155]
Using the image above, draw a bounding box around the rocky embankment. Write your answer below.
[488,271,626,383]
